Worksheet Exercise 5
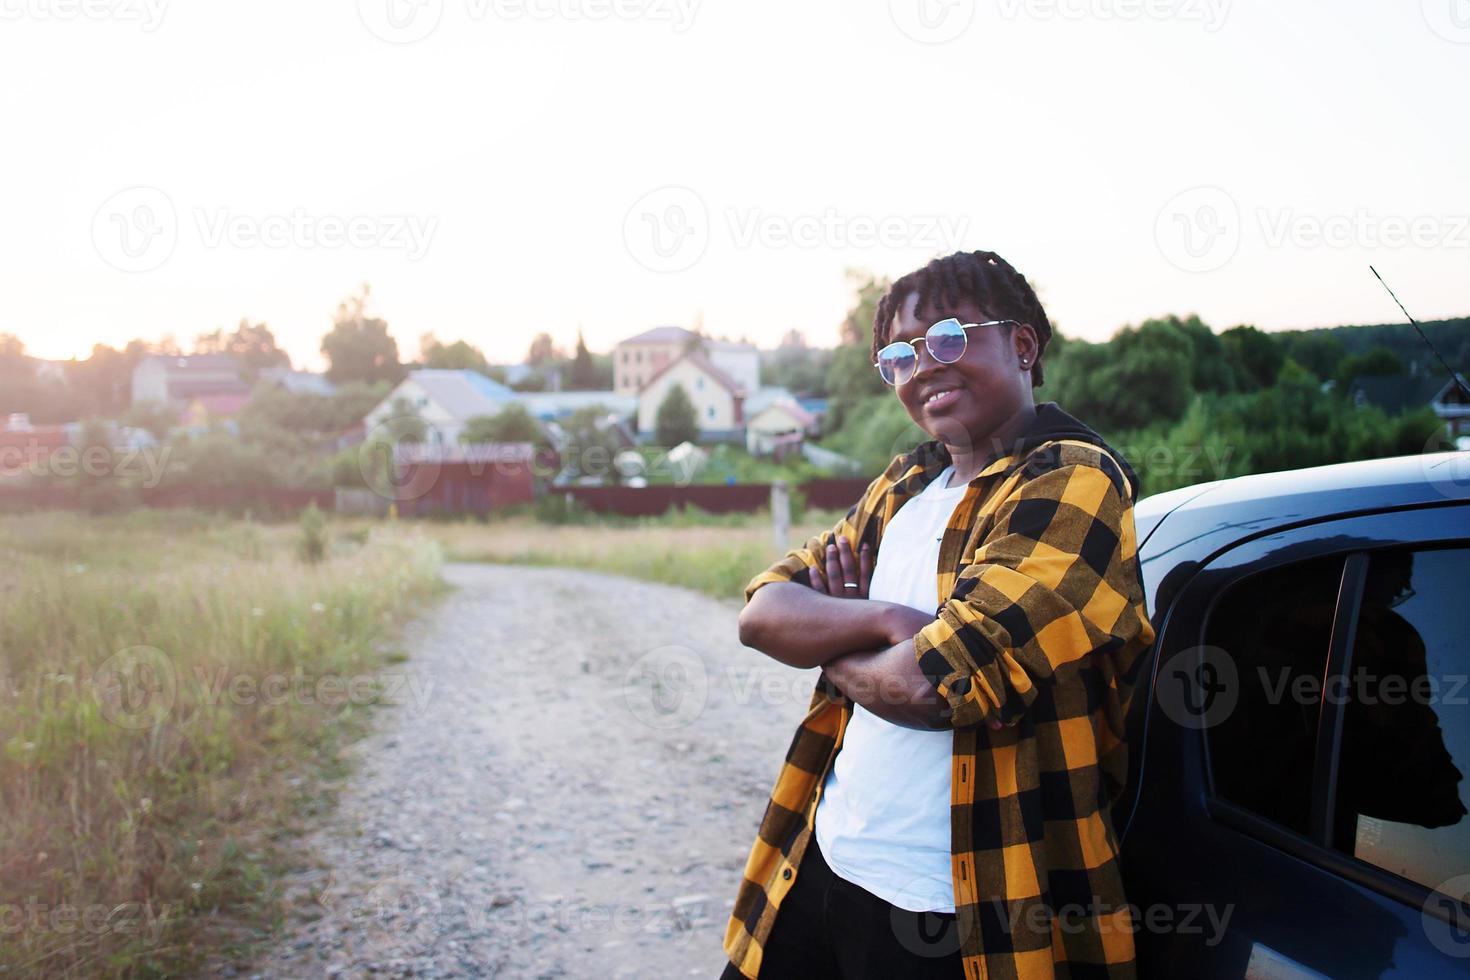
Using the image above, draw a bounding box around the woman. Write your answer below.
[721,250,1156,980]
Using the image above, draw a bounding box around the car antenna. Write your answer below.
[1369,265,1470,400]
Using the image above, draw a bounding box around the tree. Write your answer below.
[1220,325,1284,391]
[569,328,596,389]
[1278,330,1347,383]
[419,332,493,374]
[240,381,388,435]
[526,332,564,366]
[378,395,427,443]
[1049,320,1194,432]
[321,284,404,385]
[196,319,290,379]
[824,270,892,432]
[1335,346,1405,391]
[63,341,150,418]
[655,384,699,447]
[560,403,626,484]
[120,400,179,440]
[462,404,553,453]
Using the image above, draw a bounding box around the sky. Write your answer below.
[1,0,1466,371]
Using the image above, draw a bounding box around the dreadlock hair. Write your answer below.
[871,250,1054,387]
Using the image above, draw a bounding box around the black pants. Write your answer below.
[720,838,966,979]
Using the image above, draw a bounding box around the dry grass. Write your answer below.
[0,511,444,978]
[427,508,843,600]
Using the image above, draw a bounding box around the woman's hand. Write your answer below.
[807,536,873,598]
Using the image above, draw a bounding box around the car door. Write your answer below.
[1122,503,1470,978]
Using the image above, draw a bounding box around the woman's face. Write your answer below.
[888,290,1038,452]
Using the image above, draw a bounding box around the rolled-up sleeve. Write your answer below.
[913,454,1154,729]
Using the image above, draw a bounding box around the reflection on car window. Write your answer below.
[1204,555,1345,835]
[1336,547,1470,892]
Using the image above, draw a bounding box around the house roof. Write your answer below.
[262,368,336,396]
[750,397,818,429]
[142,353,242,372]
[638,351,743,396]
[743,385,794,417]
[796,397,829,417]
[516,390,637,421]
[617,326,758,352]
[408,369,518,419]
[619,325,694,346]
[1350,374,1468,415]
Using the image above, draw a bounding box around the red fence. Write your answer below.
[0,476,872,519]
[0,484,334,513]
[559,478,871,517]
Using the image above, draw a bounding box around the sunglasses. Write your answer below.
[873,317,1020,386]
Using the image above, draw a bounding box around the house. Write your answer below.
[260,367,336,397]
[613,326,760,396]
[746,398,819,457]
[635,351,745,439]
[517,390,637,425]
[363,369,520,447]
[1348,374,1470,440]
[131,354,250,408]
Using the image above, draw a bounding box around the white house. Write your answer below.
[131,354,249,406]
[636,352,744,436]
[745,398,819,456]
[364,369,520,446]
[614,326,760,396]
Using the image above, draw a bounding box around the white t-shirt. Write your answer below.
[814,464,968,913]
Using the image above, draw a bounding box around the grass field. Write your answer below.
[428,506,844,601]
[0,511,444,978]
[0,504,833,977]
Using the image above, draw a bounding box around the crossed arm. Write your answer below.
[737,536,1000,731]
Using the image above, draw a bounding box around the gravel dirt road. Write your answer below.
[247,562,813,979]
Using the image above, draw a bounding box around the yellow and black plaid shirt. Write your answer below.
[723,405,1156,980]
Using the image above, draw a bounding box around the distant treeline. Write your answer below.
[770,274,1464,496]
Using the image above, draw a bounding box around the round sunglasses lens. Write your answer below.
[877,345,916,385]
[927,319,967,363]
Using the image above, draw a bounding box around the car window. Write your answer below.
[1203,555,1346,835]
[1334,546,1470,892]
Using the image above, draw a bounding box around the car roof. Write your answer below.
[1135,451,1469,570]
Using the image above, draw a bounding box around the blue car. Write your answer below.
[1116,451,1470,978]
